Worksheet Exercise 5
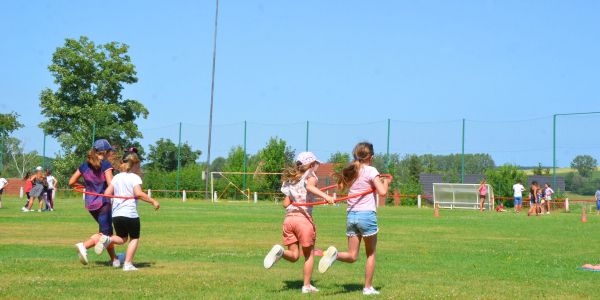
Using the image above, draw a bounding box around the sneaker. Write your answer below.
[301,285,319,294]
[263,244,284,269]
[318,246,337,273]
[546,212,550,215]
[37,209,41,212]
[75,243,88,265]
[123,263,138,271]
[21,207,30,212]
[363,287,380,295]
[112,259,121,268]
[94,234,111,255]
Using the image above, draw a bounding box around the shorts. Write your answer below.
[346,211,378,237]
[113,217,141,239]
[282,213,316,247]
[26,192,30,199]
[514,196,522,206]
[0,188,3,195]
[89,203,113,236]
[597,201,600,211]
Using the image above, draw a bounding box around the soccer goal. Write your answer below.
[210,171,283,203]
[432,183,495,210]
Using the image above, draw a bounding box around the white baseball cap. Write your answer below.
[296,152,322,165]
[35,166,43,171]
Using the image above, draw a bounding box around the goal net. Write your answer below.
[433,183,495,210]
[210,172,283,202]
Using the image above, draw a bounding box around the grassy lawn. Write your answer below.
[1,196,600,299]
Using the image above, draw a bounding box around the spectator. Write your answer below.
[527,181,539,217]
[24,167,48,212]
[544,183,554,215]
[21,172,32,212]
[478,179,487,212]
[512,180,525,213]
[0,174,8,209]
[596,189,600,215]
[46,169,57,211]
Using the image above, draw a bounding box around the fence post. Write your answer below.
[565,197,569,212]
[20,187,24,199]
[213,191,218,202]
[148,189,152,198]
[243,120,247,191]
[182,190,187,202]
[418,194,421,208]
[254,192,257,203]
[461,118,465,183]
[393,191,400,206]
[176,122,182,197]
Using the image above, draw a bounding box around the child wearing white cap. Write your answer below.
[263,152,334,294]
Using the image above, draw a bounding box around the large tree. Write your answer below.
[0,112,24,172]
[258,137,294,192]
[570,155,597,178]
[39,36,148,178]
[146,138,201,172]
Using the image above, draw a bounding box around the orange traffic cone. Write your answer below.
[581,208,588,223]
[434,203,440,218]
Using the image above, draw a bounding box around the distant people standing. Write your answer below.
[544,183,554,215]
[21,171,33,212]
[46,169,57,211]
[527,181,539,217]
[0,175,8,209]
[596,189,600,215]
[25,167,48,212]
[478,179,487,212]
[512,180,525,213]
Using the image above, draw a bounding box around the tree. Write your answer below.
[571,155,597,178]
[210,157,226,172]
[485,164,528,206]
[328,151,350,173]
[146,138,201,172]
[3,137,43,178]
[0,112,24,172]
[39,36,148,179]
[258,137,294,192]
[533,163,543,175]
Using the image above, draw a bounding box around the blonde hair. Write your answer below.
[87,149,109,170]
[334,142,374,190]
[282,161,317,184]
[119,152,142,175]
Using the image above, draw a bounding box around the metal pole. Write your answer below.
[176,122,182,197]
[243,120,247,190]
[552,114,556,189]
[205,0,219,199]
[0,132,3,172]
[91,122,96,146]
[386,118,390,169]
[305,121,309,151]
[42,132,46,169]
[461,118,465,183]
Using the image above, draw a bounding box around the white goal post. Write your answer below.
[433,183,495,210]
[210,171,283,203]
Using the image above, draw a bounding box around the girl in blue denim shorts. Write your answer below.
[318,142,390,296]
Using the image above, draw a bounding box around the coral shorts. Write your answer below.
[282,212,316,248]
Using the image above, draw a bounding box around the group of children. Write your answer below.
[511,180,554,216]
[69,139,159,271]
[20,167,58,212]
[263,142,389,295]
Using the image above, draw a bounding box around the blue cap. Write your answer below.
[93,139,115,152]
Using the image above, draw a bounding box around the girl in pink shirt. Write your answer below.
[479,179,487,212]
[318,142,389,296]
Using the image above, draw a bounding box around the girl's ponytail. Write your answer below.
[87,149,101,170]
[334,142,375,190]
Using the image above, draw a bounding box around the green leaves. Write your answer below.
[0,112,24,137]
[570,155,598,178]
[146,138,201,172]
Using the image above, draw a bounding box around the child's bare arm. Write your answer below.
[373,175,389,197]
[134,185,160,210]
[104,185,115,196]
[283,196,291,208]
[306,176,334,204]
[68,170,82,186]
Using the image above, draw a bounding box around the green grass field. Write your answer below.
[1,196,600,299]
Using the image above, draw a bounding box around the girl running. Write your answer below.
[263,152,334,294]
[478,179,487,212]
[96,150,160,271]
[68,139,118,266]
[318,142,389,296]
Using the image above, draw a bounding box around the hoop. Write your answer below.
[290,174,393,207]
[73,184,136,200]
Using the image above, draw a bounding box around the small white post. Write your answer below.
[565,198,570,212]
[148,189,152,198]
[83,189,86,200]
[418,194,422,208]
[254,192,258,204]
[213,191,218,202]
[19,187,24,199]
[182,190,187,202]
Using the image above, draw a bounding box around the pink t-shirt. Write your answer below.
[347,165,380,212]
[479,184,487,196]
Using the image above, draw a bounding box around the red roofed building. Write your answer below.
[315,163,337,188]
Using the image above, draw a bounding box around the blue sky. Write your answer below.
[1,0,599,167]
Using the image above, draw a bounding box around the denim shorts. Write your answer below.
[514,196,522,206]
[346,211,378,237]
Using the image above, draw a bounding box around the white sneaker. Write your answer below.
[263,244,284,269]
[21,207,30,212]
[301,285,319,294]
[75,243,88,265]
[37,209,41,212]
[363,287,380,295]
[94,234,111,255]
[318,246,337,273]
[123,263,138,271]
[112,259,121,268]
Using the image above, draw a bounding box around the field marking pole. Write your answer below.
[210,172,215,203]
[243,120,247,191]
[42,132,46,169]
[204,0,219,200]
[461,118,465,183]
[0,131,3,171]
[386,118,390,169]
[176,122,182,197]
[305,120,309,151]
[91,122,96,147]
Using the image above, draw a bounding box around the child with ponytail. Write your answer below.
[96,148,160,271]
[263,152,334,294]
[318,142,389,296]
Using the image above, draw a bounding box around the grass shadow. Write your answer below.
[282,280,304,290]
[93,261,155,268]
[331,283,382,295]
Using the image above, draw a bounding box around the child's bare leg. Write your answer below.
[107,244,117,261]
[38,198,44,210]
[125,238,139,264]
[26,197,35,210]
[301,245,314,287]
[110,235,127,245]
[337,236,361,263]
[282,243,300,262]
[363,234,378,289]
[83,233,101,249]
